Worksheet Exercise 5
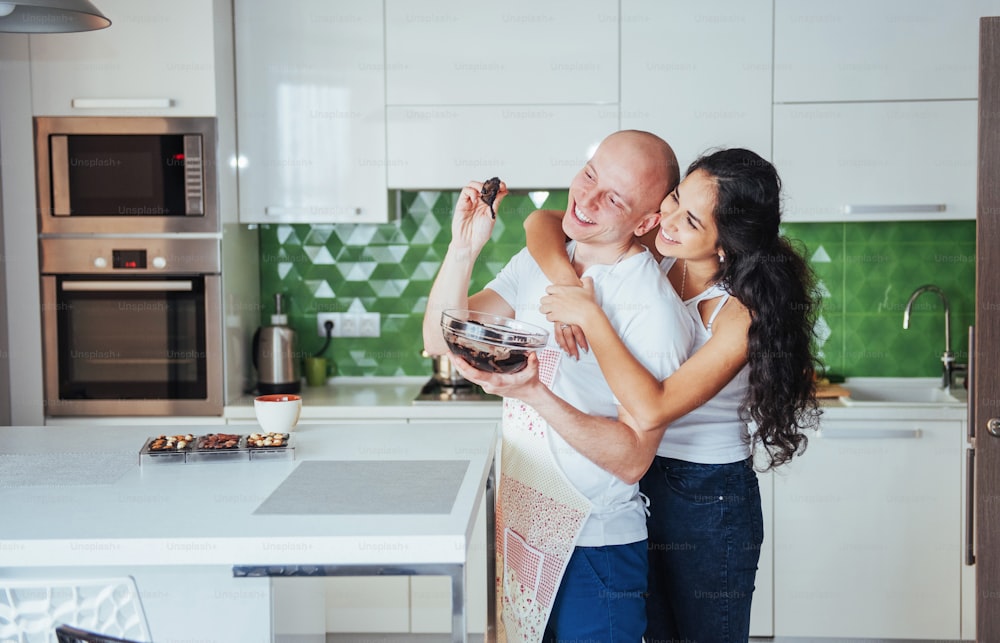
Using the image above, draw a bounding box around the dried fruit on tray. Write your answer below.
[196,433,242,449]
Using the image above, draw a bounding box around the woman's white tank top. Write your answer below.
[657,258,751,464]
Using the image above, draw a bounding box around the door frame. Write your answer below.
[974,16,1000,642]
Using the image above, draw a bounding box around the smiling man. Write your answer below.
[422,130,695,643]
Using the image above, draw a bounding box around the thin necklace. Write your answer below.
[680,260,688,300]
[570,245,631,272]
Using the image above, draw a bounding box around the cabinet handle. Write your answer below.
[818,428,922,440]
[842,204,946,215]
[61,281,193,292]
[264,206,364,217]
[71,98,174,109]
[966,447,975,565]
[968,325,975,441]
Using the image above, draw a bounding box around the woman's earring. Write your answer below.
[719,254,725,263]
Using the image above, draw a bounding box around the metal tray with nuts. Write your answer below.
[139,434,196,464]
[139,432,295,465]
[246,432,292,461]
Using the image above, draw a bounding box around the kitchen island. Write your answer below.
[0,421,498,642]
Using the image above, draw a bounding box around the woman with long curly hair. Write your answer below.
[452,147,822,642]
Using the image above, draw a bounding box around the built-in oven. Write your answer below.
[39,237,223,416]
[34,116,218,235]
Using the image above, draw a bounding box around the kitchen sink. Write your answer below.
[839,377,967,407]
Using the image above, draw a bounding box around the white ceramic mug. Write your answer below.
[254,394,302,433]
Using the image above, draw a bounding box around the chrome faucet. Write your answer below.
[903,284,963,389]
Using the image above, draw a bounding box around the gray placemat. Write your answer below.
[253,460,470,515]
[0,451,136,488]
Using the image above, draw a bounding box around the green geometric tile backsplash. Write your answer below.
[258,190,566,377]
[259,195,976,379]
[782,220,976,378]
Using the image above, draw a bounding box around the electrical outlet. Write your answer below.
[340,313,360,337]
[317,312,376,337]
[316,313,341,338]
[359,312,380,337]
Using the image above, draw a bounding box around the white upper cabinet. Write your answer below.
[386,105,615,190]
[29,0,219,116]
[234,0,390,223]
[620,0,773,169]
[384,0,618,105]
[384,0,619,190]
[774,101,977,221]
[774,0,1000,102]
[772,0,995,221]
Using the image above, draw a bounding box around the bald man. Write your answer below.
[423,130,694,643]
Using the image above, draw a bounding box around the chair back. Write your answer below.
[55,624,144,643]
[0,576,152,642]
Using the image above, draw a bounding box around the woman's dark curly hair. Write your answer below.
[687,148,822,470]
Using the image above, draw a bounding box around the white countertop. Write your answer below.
[820,377,967,421]
[44,376,965,426]
[222,376,966,422]
[0,421,498,568]
[225,376,503,421]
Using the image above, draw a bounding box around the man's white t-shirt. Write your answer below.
[486,242,695,547]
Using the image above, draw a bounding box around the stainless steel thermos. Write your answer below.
[253,293,301,394]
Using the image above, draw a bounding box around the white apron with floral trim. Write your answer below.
[495,349,592,643]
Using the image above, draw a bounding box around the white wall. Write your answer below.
[212,0,261,402]
[0,120,10,425]
[0,33,45,426]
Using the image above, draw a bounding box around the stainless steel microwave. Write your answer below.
[34,116,219,235]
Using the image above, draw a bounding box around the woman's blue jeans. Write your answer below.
[639,456,763,643]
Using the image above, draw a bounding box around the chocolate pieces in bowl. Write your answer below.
[440,309,548,374]
[480,177,502,219]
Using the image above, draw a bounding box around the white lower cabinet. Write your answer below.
[234,411,497,636]
[318,463,490,636]
[271,575,411,636]
[961,429,976,641]
[410,496,489,634]
[750,470,774,638]
[962,559,976,641]
[324,577,411,633]
[773,419,964,639]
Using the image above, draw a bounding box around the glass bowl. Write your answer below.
[440,309,549,374]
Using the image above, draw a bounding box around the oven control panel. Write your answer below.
[40,237,221,275]
[112,249,147,269]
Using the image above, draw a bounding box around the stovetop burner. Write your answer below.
[412,378,501,404]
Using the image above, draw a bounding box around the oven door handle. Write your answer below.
[61,280,194,292]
